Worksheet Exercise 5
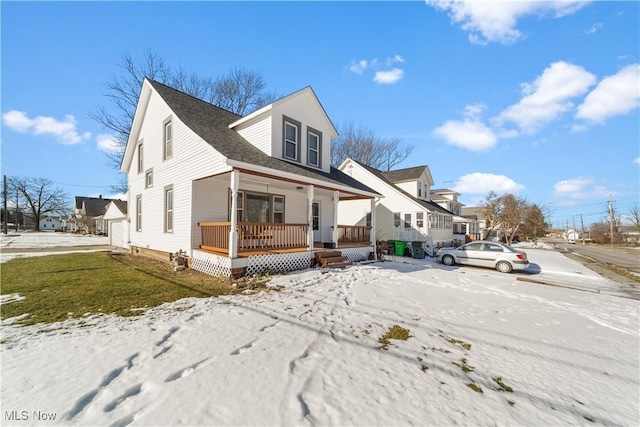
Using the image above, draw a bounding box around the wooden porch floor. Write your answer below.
[196,242,372,258]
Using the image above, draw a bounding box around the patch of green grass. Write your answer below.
[453,358,475,373]
[1,252,237,326]
[378,325,412,350]
[441,334,472,351]
[467,383,483,393]
[492,377,513,392]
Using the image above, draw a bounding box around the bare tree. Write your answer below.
[629,205,640,232]
[499,194,527,245]
[9,177,69,231]
[330,121,413,171]
[479,191,501,239]
[91,52,278,192]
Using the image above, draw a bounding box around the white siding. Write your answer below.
[271,95,333,173]
[127,90,229,257]
[338,160,453,244]
[235,115,272,156]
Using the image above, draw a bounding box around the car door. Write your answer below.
[479,242,505,268]
[456,242,484,266]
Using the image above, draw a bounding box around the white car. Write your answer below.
[436,241,529,273]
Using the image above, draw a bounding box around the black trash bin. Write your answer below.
[411,241,425,259]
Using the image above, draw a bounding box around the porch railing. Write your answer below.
[337,225,371,245]
[393,227,427,242]
[199,222,308,253]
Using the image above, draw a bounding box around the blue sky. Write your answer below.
[2,1,638,229]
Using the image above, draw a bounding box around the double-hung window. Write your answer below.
[165,186,173,232]
[307,128,321,167]
[283,117,300,162]
[229,190,284,223]
[164,119,173,160]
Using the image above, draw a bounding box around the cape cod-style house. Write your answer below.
[120,79,380,278]
[337,159,455,255]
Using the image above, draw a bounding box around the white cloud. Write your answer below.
[433,118,497,151]
[97,134,122,155]
[373,68,404,85]
[349,60,368,74]
[584,22,603,35]
[2,110,91,145]
[552,177,611,204]
[348,55,405,84]
[427,0,589,45]
[575,64,640,124]
[453,172,525,194]
[634,157,640,165]
[497,61,596,133]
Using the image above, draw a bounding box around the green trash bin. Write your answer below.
[395,240,407,257]
[412,241,425,259]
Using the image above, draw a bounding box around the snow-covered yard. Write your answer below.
[1,234,638,426]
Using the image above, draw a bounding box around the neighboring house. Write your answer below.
[432,189,480,243]
[71,196,117,234]
[563,229,580,241]
[461,207,491,240]
[337,159,455,253]
[120,79,381,278]
[104,200,128,247]
[39,215,62,231]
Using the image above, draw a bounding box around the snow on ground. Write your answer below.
[1,231,111,263]
[1,236,639,426]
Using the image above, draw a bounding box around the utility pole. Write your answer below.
[608,194,614,250]
[572,216,576,241]
[580,214,586,245]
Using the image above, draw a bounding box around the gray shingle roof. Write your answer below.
[352,160,453,215]
[75,196,116,217]
[148,80,378,196]
[380,165,427,183]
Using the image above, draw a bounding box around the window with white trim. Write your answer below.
[365,211,372,227]
[393,212,401,227]
[404,213,412,229]
[416,212,424,228]
[145,169,153,188]
[165,186,173,232]
[137,141,143,174]
[284,121,298,160]
[307,129,321,167]
[229,191,285,224]
[164,120,173,160]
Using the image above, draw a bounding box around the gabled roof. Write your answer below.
[431,188,460,195]
[141,80,378,197]
[348,160,453,215]
[75,196,115,217]
[381,165,428,183]
[112,200,128,215]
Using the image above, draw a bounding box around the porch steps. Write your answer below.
[315,251,352,269]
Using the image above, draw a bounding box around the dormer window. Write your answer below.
[283,117,301,162]
[164,119,173,160]
[307,128,322,168]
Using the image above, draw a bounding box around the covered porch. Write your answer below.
[191,168,378,277]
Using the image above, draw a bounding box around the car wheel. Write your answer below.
[496,261,512,273]
[442,255,455,266]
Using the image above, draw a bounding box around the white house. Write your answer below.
[431,189,481,243]
[39,215,62,231]
[120,79,381,278]
[337,159,455,254]
[104,200,128,248]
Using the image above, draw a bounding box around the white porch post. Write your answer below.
[332,191,339,248]
[370,197,377,260]
[229,170,239,258]
[307,185,314,251]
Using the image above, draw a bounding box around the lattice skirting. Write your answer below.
[191,250,232,278]
[246,252,314,276]
[340,246,373,262]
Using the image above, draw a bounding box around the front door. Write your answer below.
[312,202,320,242]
